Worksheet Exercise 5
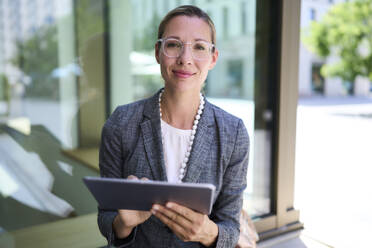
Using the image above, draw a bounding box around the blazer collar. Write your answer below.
[143,89,163,120]
[183,99,214,183]
[141,90,167,181]
[141,89,215,182]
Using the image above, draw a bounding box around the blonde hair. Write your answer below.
[158,5,216,47]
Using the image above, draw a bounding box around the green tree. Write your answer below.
[303,0,372,93]
[0,74,10,101]
[10,25,59,100]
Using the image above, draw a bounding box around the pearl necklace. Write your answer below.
[159,90,205,182]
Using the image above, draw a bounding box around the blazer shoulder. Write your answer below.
[207,101,249,143]
[207,101,243,127]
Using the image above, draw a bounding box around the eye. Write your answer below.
[165,40,181,48]
[193,42,207,51]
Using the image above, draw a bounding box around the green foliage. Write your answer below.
[9,0,105,100]
[0,74,10,101]
[10,25,59,100]
[303,0,372,83]
[134,14,161,51]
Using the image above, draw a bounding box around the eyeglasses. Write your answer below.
[157,38,215,61]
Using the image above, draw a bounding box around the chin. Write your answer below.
[166,81,202,93]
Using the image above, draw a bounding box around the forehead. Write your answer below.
[162,15,212,42]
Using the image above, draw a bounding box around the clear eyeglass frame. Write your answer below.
[157,38,215,61]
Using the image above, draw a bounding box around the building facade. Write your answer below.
[299,0,372,96]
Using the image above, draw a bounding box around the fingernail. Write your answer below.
[166,202,172,208]
[153,205,159,210]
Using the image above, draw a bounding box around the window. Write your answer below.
[223,7,228,38]
[0,0,103,233]
[311,63,325,94]
[242,1,247,34]
[0,0,302,244]
[118,0,272,218]
[310,8,316,21]
[163,0,169,11]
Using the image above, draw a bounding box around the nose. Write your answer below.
[177,44,193,64]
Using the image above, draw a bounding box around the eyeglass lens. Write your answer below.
[163,39,212,60]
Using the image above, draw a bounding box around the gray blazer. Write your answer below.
[98,90,249,248]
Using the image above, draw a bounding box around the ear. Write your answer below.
[155,42,161,64]
[208,48,219,70]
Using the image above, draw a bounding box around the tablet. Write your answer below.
[83,177,215,215]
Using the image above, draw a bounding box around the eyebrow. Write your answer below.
[163,36,210,43]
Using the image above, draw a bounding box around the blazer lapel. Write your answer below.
[183,100,214,183]
[141,91,167,181]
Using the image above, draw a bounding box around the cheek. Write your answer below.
[197,65,210,83]
[160,57,173,72]
[160,64,169,80]
[198,63,210,76]
[159,60,170,75]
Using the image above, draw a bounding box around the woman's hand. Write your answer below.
[113,175,152,239]
[151,202,218,247]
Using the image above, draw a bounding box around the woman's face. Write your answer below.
[155,15,218,93]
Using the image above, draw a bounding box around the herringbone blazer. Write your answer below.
[98,90,249,248]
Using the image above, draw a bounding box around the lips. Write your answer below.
[172,69,195,78]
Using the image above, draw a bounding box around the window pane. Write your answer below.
[110,0,272,217]
[0,0,101,233]
[0,0,275,237]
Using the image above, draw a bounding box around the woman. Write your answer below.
[98,5,249,248]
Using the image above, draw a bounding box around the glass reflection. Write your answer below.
[0,0,273,237]
[126,0,271,217]
[0,0,100,234]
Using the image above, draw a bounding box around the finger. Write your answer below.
[165,202,201,223]
[140,177,149,181]
[152,204,192,228]
[127,175,138,180]
[151,207,189,241]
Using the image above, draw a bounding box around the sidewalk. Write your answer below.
[258,230,332,248]
[294,96,372,248]
[257,96,372,248]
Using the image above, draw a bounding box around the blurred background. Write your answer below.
[0,0,370,247]
[294,0,372,247]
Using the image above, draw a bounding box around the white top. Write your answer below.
[160,119,192,183]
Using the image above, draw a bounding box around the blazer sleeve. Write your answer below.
[97,108,138,247]
[212,119,250,248]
